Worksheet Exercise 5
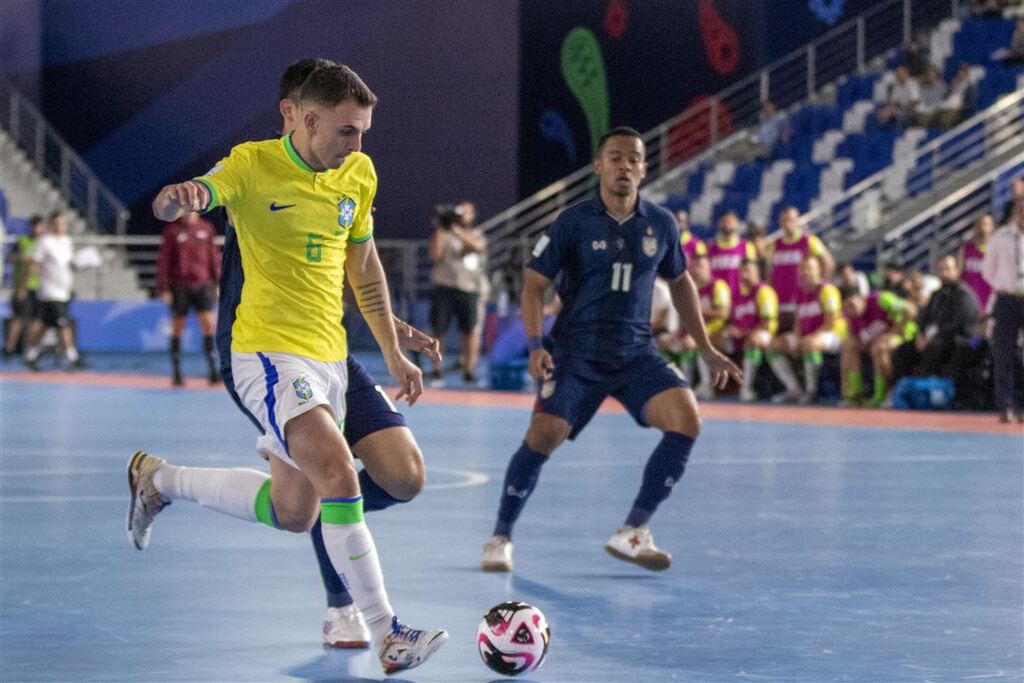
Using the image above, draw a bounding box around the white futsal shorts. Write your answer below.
[231,351,348,468]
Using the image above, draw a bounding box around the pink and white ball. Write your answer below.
[476,601,551,676]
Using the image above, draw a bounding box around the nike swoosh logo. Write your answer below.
[349,549,372,561]
[269,202,296,211]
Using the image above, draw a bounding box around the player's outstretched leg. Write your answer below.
[606,388,700,571]
[482,414,569,572]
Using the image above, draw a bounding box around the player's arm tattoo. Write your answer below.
[355,280,388,318]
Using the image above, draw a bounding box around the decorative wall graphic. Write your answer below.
[540,108,578,167]
[665,94,734,165]
[604,0,629,40]
[698,0,741,75]
[560,27,609,160]
[808,0,846,25]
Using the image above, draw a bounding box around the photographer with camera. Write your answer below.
[427,201,487,385]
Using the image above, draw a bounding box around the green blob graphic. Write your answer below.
[560,27,609,161]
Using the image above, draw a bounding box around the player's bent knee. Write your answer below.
[383,448,425,501]
[269,495,319,533]
[524,416,570,456]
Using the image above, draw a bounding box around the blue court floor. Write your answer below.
[1,371,1022,682]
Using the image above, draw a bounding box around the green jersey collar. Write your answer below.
[283,133,316,173]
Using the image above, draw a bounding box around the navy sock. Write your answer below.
[169,337,181,373]
[310,518,352,608]
[625,432,695,528]
[493,442,547,538]
[359,468,403,512]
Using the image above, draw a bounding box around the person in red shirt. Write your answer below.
[156,211,221,386]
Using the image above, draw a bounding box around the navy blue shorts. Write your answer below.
[535,350,688,440]
[221,354,406,451]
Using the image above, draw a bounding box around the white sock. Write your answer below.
[741,355,757,395]
[65,346,79,362]
[153,465,268,523]
[24,346,40,361]
[803,356,821,397]
[320,498,395,646]
[769,355,801,393]
[695,355,711,389]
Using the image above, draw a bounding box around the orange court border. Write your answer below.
[2,370,1022,437]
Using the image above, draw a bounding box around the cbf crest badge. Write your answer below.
[642,226,658,257]
[293,376,313,402]
[338,196,357,228]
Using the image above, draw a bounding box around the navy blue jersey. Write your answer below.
[529,196,686,364]
[215,222,243,377]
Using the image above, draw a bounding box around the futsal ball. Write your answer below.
[476,601,550,676]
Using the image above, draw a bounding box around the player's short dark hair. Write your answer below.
[279,58,335,101]
[298,64,377,108]
[47,210,63,222]
[839,284,863,300]
[598,126,643,152]
[29,214,44,227]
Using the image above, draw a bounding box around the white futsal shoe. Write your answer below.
[322,605,370,649]
[378,617,448,675]
[481,535,513,572]
[126,451,170,550]
[604,525,672,571]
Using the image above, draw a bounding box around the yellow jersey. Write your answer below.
[194,134,375,362]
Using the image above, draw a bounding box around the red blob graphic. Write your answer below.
[698,0,740,75]
[605,0,629,40]
[665,94,735,165]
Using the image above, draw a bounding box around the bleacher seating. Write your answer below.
[668,16,1024,239]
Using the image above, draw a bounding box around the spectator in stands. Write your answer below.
[682,254,731,398]
[834,261,871,297]
[912,65,948,126]
[878,67,920,127]
[969,0,1005,17]
[724,258,779,402]
[768,255,844,404]
[982,199,1024,423]
[840,286,916,407]
[903,41,930,79]
[708,211,756,296]
[3,215,44,358]
[931,64,978,128]
[1002,176,1024,224]
[675,209,706,266]
[766,207,834,332]
[19,211,84,371]
[996,17,1024,65]
[156,211,221,387]
[892,254,980,386]
[959,213,996,313]
[427,202,487,385]
[726,100,790,162]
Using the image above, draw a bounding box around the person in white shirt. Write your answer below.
[981,198,1024,423]
[878,67,920,127]
[17,211,83,371]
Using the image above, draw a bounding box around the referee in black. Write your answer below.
[982,198,1024,424]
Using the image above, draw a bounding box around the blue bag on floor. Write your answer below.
[892,376,955,410]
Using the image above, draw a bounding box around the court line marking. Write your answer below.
[422,466,489,490]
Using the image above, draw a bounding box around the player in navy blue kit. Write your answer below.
[481,127,741,572]
[215,59,441,648]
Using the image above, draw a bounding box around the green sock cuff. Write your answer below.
[321,498,364,526]
[744,348,763,364]
[804,351,823,365]
[254,478,277,528]
[847,370,863,398]
[872,374,888,400]
[767,352,782,362]
[682,350,698,363]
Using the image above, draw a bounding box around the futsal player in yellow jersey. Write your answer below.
[129,64,447,674]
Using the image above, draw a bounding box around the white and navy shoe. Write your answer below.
[322,605,370,649]
[125,451,170,550]
[481,535,513,572]
[377,617,448,675]
[604,525,671,571]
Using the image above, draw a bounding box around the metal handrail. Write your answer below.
[799,88,1024,242]
[480,0,955,274]
[0,78,130,235]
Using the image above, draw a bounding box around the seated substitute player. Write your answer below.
[840,286,915,407]
[210,58,439,650]
[723,258,778,402]
[685,253,731,398]
[480,127,741,573]
[768,255,845,404]
[131,64,447,674]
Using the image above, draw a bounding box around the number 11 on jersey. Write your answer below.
[611,262,633,292]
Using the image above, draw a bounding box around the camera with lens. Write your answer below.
[433,203,464,229]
